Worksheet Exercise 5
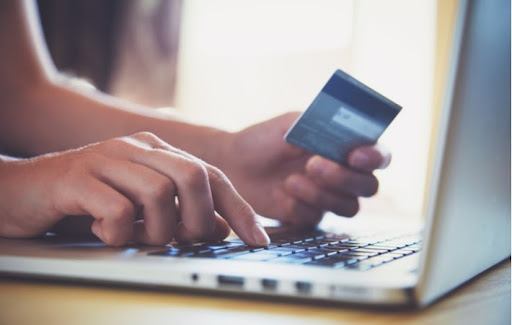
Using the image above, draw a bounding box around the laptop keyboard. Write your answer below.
[149,231,421,271]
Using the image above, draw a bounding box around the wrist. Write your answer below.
[156,117,234,169]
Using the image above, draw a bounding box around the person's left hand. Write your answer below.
[216,112,391,227]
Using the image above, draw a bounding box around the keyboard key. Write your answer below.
[315,247,345,255]
[300,248,330,260]
[338,252,371,261]
[304,258,347,268]
[268,252,316,264]
[350,249,380,257]
[306,255,359,268]
[192,248,232,258]
[294,240,327,249]
[405,245,421,252]
[280,244,307,253]
[201,241,245,250]
[148,249,195,257]
[211,246,252,258]
[366,254,395,264]
[148,231,422,272]
[316,238,343,245]
[330,242,366,250]
[360,246,392,253]
[266,247,295,256]
[344,260,376,271]
[388,252,406,258]
[269,239,293,246]
[364,244,399,250]
[230,250,283,261]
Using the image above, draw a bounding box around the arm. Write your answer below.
[0,134,270,247]
[0,0,391,238]
[0,0,269,246]
[0,0,226,165]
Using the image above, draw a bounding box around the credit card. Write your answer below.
[285,69,402,165]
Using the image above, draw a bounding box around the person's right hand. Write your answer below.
[0,132,270,247]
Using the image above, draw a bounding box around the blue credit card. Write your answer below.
[285,69,402,165]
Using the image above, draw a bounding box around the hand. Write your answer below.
[218,112,391,227]
[0,132,270,247]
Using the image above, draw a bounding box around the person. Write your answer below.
[0,0,391,247]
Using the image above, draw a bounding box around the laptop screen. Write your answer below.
[417,0,511,306]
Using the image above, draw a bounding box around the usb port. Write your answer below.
[295,281,312,294]
[261,278,278,291]
[217,275,244,287]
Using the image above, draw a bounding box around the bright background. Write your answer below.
[173,0,445,221]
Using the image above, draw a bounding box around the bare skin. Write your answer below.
[0,133,270,246]
[0,0,391,246]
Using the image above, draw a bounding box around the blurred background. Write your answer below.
[37,0,458,222]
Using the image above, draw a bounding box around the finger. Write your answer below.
[94,159,177,246]
[284,174,360,217]
[205,165,270,246]
[240,112,310,162]
[60,176,135,246]
[274,113,311,161]
[208,214,232,241]
[104,134,217,242]
[348,144,391,172]
[305,156,379,197]
[273,186,324,227]
[175,213,231,243]
[121,133,268,245]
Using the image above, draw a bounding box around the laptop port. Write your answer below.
[295,281,312,294]
[217,275,244,287]
[261,278,278,291]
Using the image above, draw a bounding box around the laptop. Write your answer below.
[0,0,509,307]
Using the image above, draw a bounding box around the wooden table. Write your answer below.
[0,259,509,325]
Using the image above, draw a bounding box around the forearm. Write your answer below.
[0,0,230,166]
[0,78,230,165]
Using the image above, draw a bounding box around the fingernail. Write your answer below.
[349,150,369,168]
[252,223,270,246]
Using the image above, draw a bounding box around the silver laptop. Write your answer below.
[0,0,509,307]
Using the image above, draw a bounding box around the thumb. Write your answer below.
[273,111,309,160]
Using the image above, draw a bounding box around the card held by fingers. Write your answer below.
[285,69,402,166]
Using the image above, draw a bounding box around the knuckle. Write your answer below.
[132,131,161,144]
[147,178,176,202]
[107,199,136,223]
[58,153,99,187]
[206,165,230,184]
[100,137,131,152]
[182,161,209,189]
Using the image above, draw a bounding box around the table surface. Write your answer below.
[0,258,509,325]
